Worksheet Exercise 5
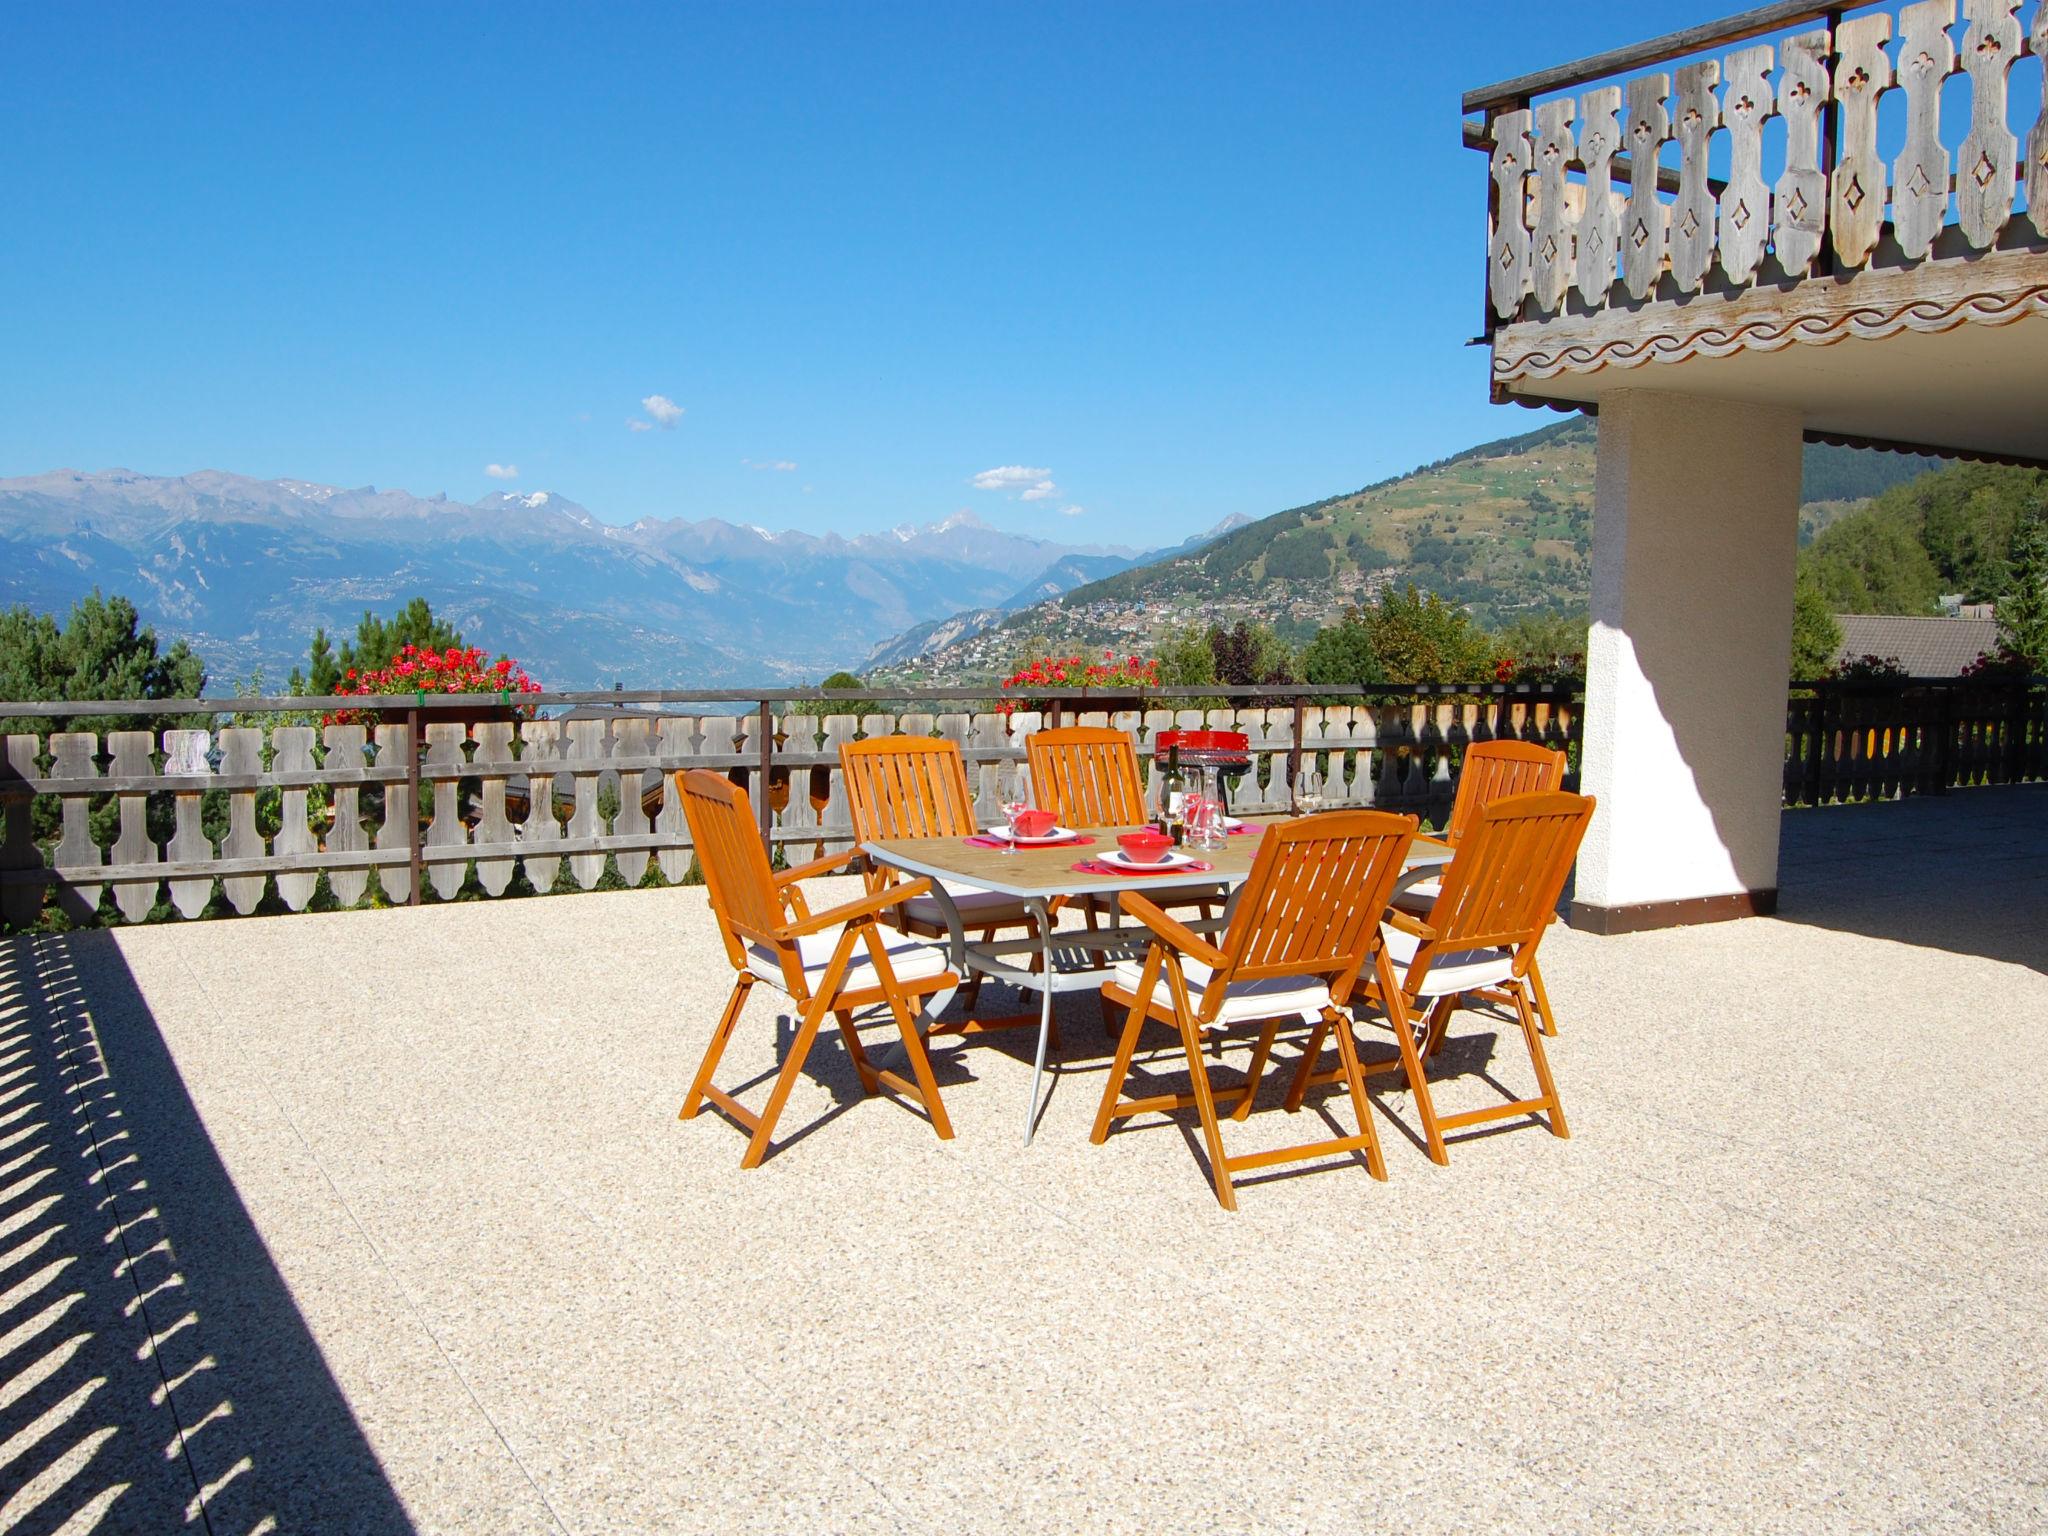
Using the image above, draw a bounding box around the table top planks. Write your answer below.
[862,817,1450,901]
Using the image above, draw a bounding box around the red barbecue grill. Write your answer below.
[1153,729,1253,814]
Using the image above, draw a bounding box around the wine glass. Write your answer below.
[1001,763,1032,853]
[1193,767,1222,848]
[1294,765,1324,816]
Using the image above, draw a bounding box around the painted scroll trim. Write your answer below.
[1492,281,2048,382]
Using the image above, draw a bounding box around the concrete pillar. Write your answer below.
[1573,390,1804,933]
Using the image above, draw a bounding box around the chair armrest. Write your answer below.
[774,847,862,887]
[1384,908,1436,941]
[1117,893,1230,970]
[779,876,933,938]
[1414,833,1454,851]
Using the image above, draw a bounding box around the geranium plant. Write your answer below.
[997,650,1162,715]
[324,644,543,726]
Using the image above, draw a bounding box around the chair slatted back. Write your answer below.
[1028,727,1148,828]
[1203,811,1417,1019]
[840,736,979,841]
[1444,740,1567,845]
[1422,791,1594,962]
[677,769,784,957]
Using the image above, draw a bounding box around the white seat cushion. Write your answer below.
[1379,921,1514,998]
[747,926,951,997]
[1108,954,1332,1028]
[899,880,1034,932]
[1391,878,1441,915]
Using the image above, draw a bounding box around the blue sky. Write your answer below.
[3,1,1717,547]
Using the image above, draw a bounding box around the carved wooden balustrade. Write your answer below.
[1784,674,2047,802]
[1469,0,2048,389]
[0,686,1580,928]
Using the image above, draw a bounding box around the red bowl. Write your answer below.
[1012,809,1059,839]
[1117,830,1173,864]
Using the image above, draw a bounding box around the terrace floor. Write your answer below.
[2,786,2045,1535]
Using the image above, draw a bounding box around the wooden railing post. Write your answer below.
[2005,681,2030,784]
[1289,697,1306,796]
[1818,684,1835,806]
[405,704,423,905]
[1930,683,1953,794]
[756,699,774,856]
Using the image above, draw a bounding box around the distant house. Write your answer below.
[1833,614,1999,677]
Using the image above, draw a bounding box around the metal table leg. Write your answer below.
[1023,897,1054,1144]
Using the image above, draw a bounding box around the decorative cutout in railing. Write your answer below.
[0,698,1580,927]
[1486,0,2048,322]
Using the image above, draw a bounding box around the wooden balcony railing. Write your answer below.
[1468,0,2048,364]
[0,685,1579,929]
[6,677,2037,928]
[1784,674,2047,803]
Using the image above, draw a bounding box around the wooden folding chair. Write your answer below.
[1402,739,1568,1036]
[1027,726,1149,828]
[838,735,1043,1036]
[1295,790,1593,1167]
[1029,724,1221,943]
[1092,810,1418,1210]
[676,769,957,1167]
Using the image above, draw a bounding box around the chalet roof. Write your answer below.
[1833,615,1999,678]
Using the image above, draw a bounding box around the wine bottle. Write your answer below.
[1161,743,1187,846]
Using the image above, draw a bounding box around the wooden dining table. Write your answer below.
[861,818,1452,1142]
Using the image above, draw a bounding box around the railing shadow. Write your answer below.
[1769,783,2048,975]
[0,933,418,1535]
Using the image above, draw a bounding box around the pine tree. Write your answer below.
[337,598,464,674]
[1789,572,1843,680]
[1996,507,2048,670]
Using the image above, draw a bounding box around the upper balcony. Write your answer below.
[1467,0,2048,462]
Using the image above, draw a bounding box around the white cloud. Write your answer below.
[640,393,685,428]
[970,464,1052,491]
[1019,480,1058,501]
[744,458,798,472]
[484,462,518,480]
[627,419,654,432]
[1060,504,1085,517]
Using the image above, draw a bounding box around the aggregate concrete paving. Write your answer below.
[2,786,2042,1533]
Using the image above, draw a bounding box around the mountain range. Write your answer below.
[2,423,1942,693]
[0,469,1189,689]
[865,416,1941,680]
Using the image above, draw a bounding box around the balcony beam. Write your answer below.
[1463,0,1836,114]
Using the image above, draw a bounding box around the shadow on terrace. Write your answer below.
[1772,783,2048,975]
[0,934,415,1535]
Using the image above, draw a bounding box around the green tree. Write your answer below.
[1493,610,1587,670]
[1996,506,2048,669]
[1300,610,1384,689]
[289,627,343,696]
[0,590,208,738]
[1154,622,1218,689]
[1359,585,1495,683]
[797,669,879,719]
[1797,509,1943,615]
[339,598,465,675]
[1789,572,1844,679]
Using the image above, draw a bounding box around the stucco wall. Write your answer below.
[1577,390,1804,912]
